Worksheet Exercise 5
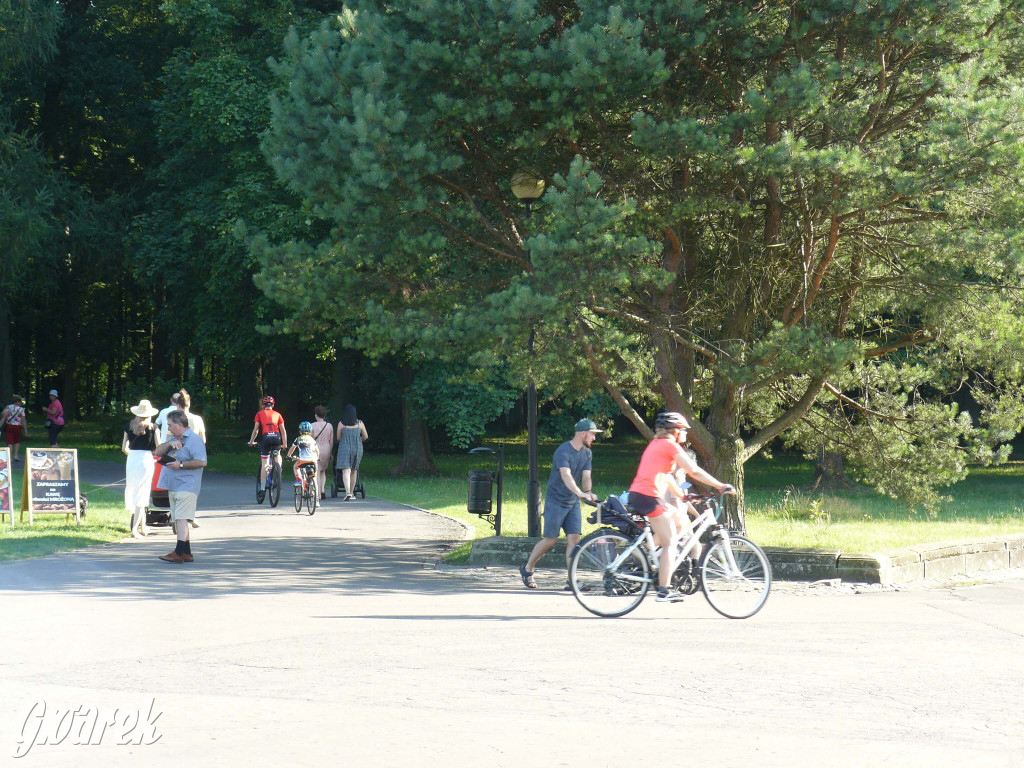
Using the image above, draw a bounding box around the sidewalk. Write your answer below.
[2,462,1023,767]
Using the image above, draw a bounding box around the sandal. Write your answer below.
[519,565,537,589]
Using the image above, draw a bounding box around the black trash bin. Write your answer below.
[467,469,493,515]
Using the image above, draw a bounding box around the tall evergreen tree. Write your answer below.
[266,1,1024,523]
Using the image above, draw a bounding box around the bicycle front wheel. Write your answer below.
[269,462,282,507]
[306,477,318,515]
[569,530,651,618]
[700,534,772,619]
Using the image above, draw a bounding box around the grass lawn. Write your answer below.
[0,462,128,560]
[3,419,1022,563]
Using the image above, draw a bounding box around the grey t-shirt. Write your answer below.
[545,440,592,507]
[163,429,207,495]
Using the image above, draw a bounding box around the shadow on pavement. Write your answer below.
[0,534,511,601]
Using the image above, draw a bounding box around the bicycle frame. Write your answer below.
[595,497,744,586]
[262,448,281,482]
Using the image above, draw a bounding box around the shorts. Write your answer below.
[542,497,582,539]
[260,433,283,457]
[627,491,665,518]
[4,424,22,445]
[168,490,198,522]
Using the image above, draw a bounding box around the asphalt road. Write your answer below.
[1,462,1022,767]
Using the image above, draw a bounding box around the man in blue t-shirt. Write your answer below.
[519,419,601,590]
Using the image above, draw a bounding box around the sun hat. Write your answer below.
[49,389,59,397]
[575,418,603,433]
[130,399,159,418]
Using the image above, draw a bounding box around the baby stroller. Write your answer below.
[145,459,172,527]
[330,453,365,498]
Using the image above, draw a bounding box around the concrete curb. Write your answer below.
[469,533,1024,585]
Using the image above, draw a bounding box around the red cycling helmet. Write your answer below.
[261,396,275,407]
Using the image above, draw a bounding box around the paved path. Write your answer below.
[1,463,1023,766]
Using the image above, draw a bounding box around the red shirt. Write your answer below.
[628,438,683,497]
[254,409,284,436]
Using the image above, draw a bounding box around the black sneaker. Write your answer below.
[655,587,685,603]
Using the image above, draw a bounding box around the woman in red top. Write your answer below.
[627,412,734,603]
[247,396,288,488]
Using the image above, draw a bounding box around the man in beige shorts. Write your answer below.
[154,410,207,563]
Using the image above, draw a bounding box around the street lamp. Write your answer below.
[511,171,546,536]
[510,170,545,218]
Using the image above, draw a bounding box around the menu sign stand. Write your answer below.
[21,448,81,526]
[0,447,12,525]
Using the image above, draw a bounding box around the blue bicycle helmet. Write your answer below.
[298,421,312,434]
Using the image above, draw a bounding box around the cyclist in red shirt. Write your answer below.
[627,412,734,603]
[247,396,288,488]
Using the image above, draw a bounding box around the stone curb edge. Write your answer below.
[467,533,1024,585]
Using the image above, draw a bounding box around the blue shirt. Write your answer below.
[163,429,206,495]
[545,440,592,506]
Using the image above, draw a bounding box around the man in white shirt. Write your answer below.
[155,392,183,444]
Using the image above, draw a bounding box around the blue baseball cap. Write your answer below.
[575,419,602,433]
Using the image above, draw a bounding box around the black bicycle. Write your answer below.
[255,447,282,508]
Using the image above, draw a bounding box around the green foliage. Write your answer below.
[407,363,518,449]
[257,0,1024,520]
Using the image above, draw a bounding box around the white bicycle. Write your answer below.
[569,493,772,619]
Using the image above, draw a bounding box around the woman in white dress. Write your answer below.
[122,399,159,538]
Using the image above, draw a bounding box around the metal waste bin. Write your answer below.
[467,470,493,515]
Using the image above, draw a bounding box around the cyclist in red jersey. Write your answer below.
[627,412,735,603]
[247,396,288,487]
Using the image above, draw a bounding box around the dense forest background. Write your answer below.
[5,1,1024,515]
[0,0,556,455]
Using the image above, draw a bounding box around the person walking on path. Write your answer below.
[154,391,183,444]
[179,389,207,443]
[335,404,367,500]
[311,405,333,500]
[121,399,159,538]
[0,395,28,462]
[43,390,65,447]
[519,419,601,590]
[155,410,207,563]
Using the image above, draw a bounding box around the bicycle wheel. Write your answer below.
[569,530,651,618]
[293,480,303,512]
[700,534,772,619]
[269,462,282,508]
[306,477,318,515]
[256,470,266,505]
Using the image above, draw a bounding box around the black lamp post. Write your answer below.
[511,171,546,536]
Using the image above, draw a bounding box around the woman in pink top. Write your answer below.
[627,412,734,603]
[43,390,65,447]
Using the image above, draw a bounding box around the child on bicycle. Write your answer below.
[287,421,320,487]
[655,468,703,561]
[627,412,735,603]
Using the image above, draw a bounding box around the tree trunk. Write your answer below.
[706,435,747,531]
[701,372,746,530]
[813,447,853,490]
[391,395,437,475]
